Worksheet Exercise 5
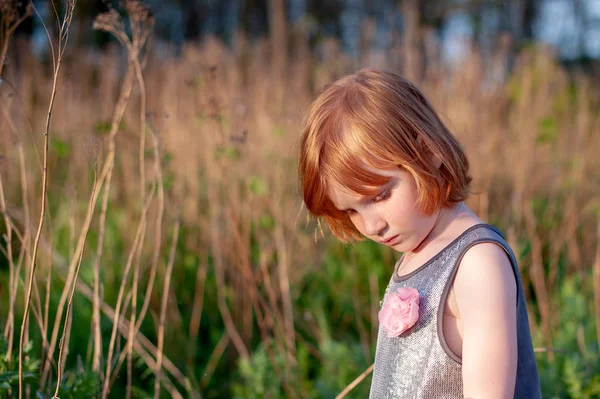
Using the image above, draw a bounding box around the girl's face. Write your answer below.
[328,166,440,252]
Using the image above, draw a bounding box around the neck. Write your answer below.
[412,202,464,254]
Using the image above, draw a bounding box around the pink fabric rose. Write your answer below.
[378,287,420,338]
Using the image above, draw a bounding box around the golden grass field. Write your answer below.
[1,2,600,397]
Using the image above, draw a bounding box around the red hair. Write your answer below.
[299,69,471,242]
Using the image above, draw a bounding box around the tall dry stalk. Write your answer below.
[0,172,16,361]
[200,332,230,388]
[18,1,76,397]
[42,219,53,377]
[187,256,208,372]
[86,64,136,379]
[75,279,189,392]
[133,121,165,335]
[273,171,296,366]
[593,216,600,350]
[226,198,296,396]
[52,170,98,396]
[210,193,250,360]
[267,0,287,106]
[16,143,33,355]
[100,188,155,399]
[0,0,32,76]
[90,4,154,395]
[38,4,149,386]
[37,10,141,389]
[335,363,375,399]
[108,122,168,395]
[124,4,153,395]
[0,82,37,368]
[0,17,41,383]
[524,205,553,358]
[35,2,153,387]
[154,219,180,399]
[0,108,23,367]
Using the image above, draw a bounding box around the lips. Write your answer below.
[381,235,399,245]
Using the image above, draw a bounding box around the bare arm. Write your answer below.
[454,243,518,399]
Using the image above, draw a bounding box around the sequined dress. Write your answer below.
[368,224,541,398]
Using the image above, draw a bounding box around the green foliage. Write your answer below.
[193,114,209,127]
[0,339,101,398]
[218,116,231,130]
[258,214,275,230]
[537,117,557,144]
[53,370,101,399]
[271,126,285,137]
[233,341,286,399]
[314,338,370,398]
[95,120,126,134]
[50,137,70,159]
[248,176,267,197]
[232,337,369,399]
[231,240,389,398]
[0,340,39,393]
[536,274,600,398]
[214,146,241,160]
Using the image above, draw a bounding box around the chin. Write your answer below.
[394,236,423,253]
[390,241,410,253]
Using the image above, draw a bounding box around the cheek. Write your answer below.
[386,206,414,225]
[349,214,365,233]
[382,195,423,227]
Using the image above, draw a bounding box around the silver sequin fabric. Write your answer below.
[369,224,541,399]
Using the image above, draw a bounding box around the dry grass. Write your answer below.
[0,1,599,397]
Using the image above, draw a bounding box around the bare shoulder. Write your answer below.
[452,241,520,397]
[453,242,517,315]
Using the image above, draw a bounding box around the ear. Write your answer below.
[416,135,442,169]
[431,153,442,169]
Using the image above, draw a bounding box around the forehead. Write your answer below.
[326,166,396,208]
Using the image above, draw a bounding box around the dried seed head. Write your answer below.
[0,0,18,15]
[84,136,102,166]
[93,9,124,35]
[124,0,153,26]
[0,0,25,24]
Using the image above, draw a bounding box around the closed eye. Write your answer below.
[373,189,391,202]
[339,188,390,216]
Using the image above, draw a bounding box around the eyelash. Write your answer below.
[373,189,390,202]
[343,189,390,216]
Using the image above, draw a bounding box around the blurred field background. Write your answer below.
[1,0,600,398]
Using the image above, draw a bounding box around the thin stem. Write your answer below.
[593,216,600,350]
[335,363,375,399]
[200,332,229,388]
[134,127,164,334]
[0,4,32,77]
[154,220,181,399]
[0,173,15,364]
[52,172,98,397]
[89,64,137,377]
[126,16,150,397]
[19,0,76,392]
[187,257,208,372]
[101,191,155,399]
[75,279,193,394]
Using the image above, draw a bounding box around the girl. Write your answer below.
[298,69,541,398]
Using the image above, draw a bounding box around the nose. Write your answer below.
[362,213,387,237]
